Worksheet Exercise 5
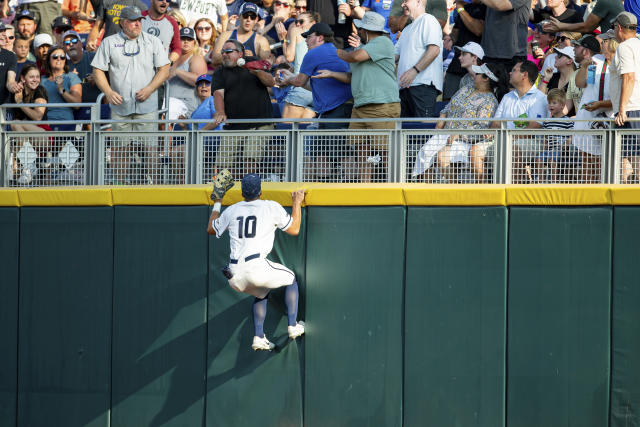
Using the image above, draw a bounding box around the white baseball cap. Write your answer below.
[454,42,485,60]
[33,33,54,49]
[471,63,499,82]
[553,45,577,66]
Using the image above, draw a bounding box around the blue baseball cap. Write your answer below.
[240,2,260,18]
[196,74,212,84]
[241,173,261,199]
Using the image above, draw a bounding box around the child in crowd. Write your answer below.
[535,88,574,182]
[14,35,35,75]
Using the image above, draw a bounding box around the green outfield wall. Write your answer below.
[1,185,640,427]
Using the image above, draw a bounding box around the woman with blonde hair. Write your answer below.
[167,9,187,28]
[168,27,209,120]
[194,17,218,59]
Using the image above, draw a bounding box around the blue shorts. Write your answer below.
[284,86,314,110]
[537,149,564,163]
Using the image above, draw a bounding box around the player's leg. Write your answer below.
[251,295,275,351]
[285,279,305,339]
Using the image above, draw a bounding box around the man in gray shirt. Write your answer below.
[92,6,170,184]
[480,0,529,69]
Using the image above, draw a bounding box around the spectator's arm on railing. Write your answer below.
[213,89,227,126]
[93,68,123,105]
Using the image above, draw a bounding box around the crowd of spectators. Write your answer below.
[0,0,639,184]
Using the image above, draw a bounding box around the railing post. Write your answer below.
[0,107,5,187]
[611,126,621,184]
[192,127,201,184]
[500,121,511,184]
[290,121,300,182]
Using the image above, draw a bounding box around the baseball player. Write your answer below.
[207,172,306,351]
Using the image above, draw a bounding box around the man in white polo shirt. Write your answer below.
[394,0,442,118]
[490,59,548,183]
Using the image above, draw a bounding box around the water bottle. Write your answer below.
[337,0,346,24]
[587,64,596,85]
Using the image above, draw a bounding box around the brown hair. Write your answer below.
[547,88,566,104]
[43,46,69,76]
[194,17,218,52]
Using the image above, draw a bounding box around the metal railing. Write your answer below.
[2,112,639,186]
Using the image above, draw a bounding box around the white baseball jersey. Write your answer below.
[211,199,292,261]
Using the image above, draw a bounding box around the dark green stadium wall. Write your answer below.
[0,204,635,427]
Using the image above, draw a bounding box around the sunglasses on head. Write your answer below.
[275,1,290,6]
[64,38,79,45]
[196,25,212,31]
[242,12,257,19]
[222,48,240,53]
[51,54,66,60]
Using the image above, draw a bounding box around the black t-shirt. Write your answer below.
[211,66,272,130]
[447,3,487,76]
[306,0,352,48]
[11,85,48,121]
[97,0,148,38]
[0,49,18,104]
[531,6,582,24]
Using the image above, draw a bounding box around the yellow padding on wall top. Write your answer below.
[0,189,20,206]
[18,186,114,206]
[403,184,506,206]
[505,185,612,205]
[610,185,640,205]
[2,184,640,206]
[111,186,210,206]
[305,183,406,206]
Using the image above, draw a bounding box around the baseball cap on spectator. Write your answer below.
[33,33,54,49]
[180,27,196,39]
[17,9,37,21]
[302,22,333,38]
[353,11,388,33]
[241,173,261,199]
[611,11,637,28]
[454,41,484,59]
[598,29,616,40]
[196,74,212,84]
[574,34,601,54]
[471,64,499,82]
[120,6,144,21]
[62,29,81,40]
[554,45,577,66]
[240,2,261,18]
[52,16,73,31]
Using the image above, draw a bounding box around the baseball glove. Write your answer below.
[245,59,272,71]
[211,169,234,200]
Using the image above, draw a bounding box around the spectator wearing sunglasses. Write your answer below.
[214,2,270,64]
[193,17,218,62]
[63,30,103,119]
[91,6,171,184]
[292,0,307,18]
[2,24,16,52]
[41,46,82,131]
[260,0,295,53]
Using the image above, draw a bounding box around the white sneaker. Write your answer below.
[252,335,275,351]
[288,321,305,340]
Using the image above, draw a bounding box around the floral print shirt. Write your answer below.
[441,84,498,131]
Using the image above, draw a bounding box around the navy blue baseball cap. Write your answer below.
[240,2,261,18]
[180,27,196,39]
[17,9,37,21]
[241,174,262,199]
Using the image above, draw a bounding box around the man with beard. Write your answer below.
[142,0,181,64]
[211,39,275,176]
[63,29,103,120]
[92,6,170,184]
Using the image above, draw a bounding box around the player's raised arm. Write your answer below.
[285,189,305,236]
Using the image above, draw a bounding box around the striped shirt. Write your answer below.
[542,116,573,150]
